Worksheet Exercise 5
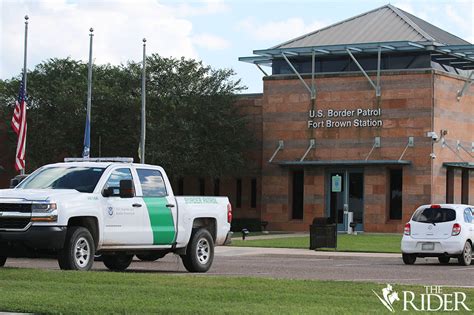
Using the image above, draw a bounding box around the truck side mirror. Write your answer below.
[119,179,135,198]
[10,178,20,188]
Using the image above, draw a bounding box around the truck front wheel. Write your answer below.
[181,228,214,273]
[58,226,95,271]
[103,254,134,271]
[0,256,6,267]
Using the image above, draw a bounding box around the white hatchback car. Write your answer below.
[401,204,473,266]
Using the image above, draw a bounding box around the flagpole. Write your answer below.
[140,38,146,164]
[83,28,93,158]
[21,15,29,175]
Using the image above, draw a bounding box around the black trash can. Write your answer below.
[309,217,337,250]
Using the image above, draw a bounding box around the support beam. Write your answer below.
[255,64,268,76]
[268,140,284,163]
[456,71,473,101]
[311,50,316,99]
[281,53,315,99]
[346,49,381,97]
[398,137,414,161]
[365,137,381,161]
[300,139,316,162]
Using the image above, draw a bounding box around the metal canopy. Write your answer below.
[276,160,412,167]
[238,41,474,70]
[443,162,474,170]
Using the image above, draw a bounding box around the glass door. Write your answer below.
[327,169,364,232]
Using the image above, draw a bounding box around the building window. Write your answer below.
[250,178,257,208]
[292,170,304,220]
[461,169,469,204]
[199,178,205,196]
[213,178,220,196]
[178,178,184,195]
[236,178,242,208]
[446,168,454,203]
[389,169,403,220]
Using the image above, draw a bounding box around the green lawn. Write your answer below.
[231,234,402,253]
[0,268,472,314]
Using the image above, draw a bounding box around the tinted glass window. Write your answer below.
[412,208,456,223]
[137,169,167,197]
[104,168,133,196]
[464,208,473,223]
[18,167,105,193]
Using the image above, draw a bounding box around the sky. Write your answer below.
[1,0,473,93]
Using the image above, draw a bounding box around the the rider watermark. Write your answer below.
[374,284,471,312]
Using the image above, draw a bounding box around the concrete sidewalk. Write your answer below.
[217,246,400,259]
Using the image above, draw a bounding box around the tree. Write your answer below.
[0,55,252,180]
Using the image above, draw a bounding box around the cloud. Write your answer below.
[392,0,473,43]
[192,33,230,50]
[237,17,328,42]
[0,0,229,79]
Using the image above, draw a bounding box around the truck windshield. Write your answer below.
[17,167,105,193]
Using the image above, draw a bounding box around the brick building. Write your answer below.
[229,4,473,232]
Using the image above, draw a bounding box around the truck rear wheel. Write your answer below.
[103,254,134,271]
[0,256,6,267]
[181,228,214,273]
[58,226,95,271]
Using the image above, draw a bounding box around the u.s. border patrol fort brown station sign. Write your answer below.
[308,108,383,129]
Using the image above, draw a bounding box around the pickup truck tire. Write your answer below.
[0,256,6,267]
[58,226,95,271]
[103,254,134,271]
[181,228,214,273]
[136,252,166,262]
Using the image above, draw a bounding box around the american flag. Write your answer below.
[11,79,27,171]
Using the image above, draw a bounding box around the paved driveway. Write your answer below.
[4,246,474,288]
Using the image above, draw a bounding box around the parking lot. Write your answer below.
[4,246,473,288]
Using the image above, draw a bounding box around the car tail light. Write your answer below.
[404,223,411,236]
[452,223,461,236]
[227,203,232,223]
[430,204,441,208]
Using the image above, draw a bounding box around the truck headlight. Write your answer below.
[31,203,57,222]
[32,203,57,213]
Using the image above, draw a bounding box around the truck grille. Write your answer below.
[0,218,31,230]
[0,203,32,213]
[0,203,32,230]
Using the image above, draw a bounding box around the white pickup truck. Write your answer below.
[0,158,232,272]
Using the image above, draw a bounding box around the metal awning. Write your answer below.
[443,162,474,169]
[276,160,412,167]
[239,41,474,70]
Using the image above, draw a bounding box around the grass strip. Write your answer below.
[0,268,472,314]
[231,234,402,253]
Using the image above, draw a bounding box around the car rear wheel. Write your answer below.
[181,228,214,273]
[458,242,472,266]
[103,254,134,271]
[58,226,95,271]
[402,253,416,265]
[438,256,450,264]
[0,256,6,267]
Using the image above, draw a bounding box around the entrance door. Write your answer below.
[327,169,364,231]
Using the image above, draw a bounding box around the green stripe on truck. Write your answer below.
[143,197,176,245]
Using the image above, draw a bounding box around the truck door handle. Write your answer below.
[166,204,175,208]
[132,203,142,208]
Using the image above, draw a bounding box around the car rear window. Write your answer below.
[412,207,456,223]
